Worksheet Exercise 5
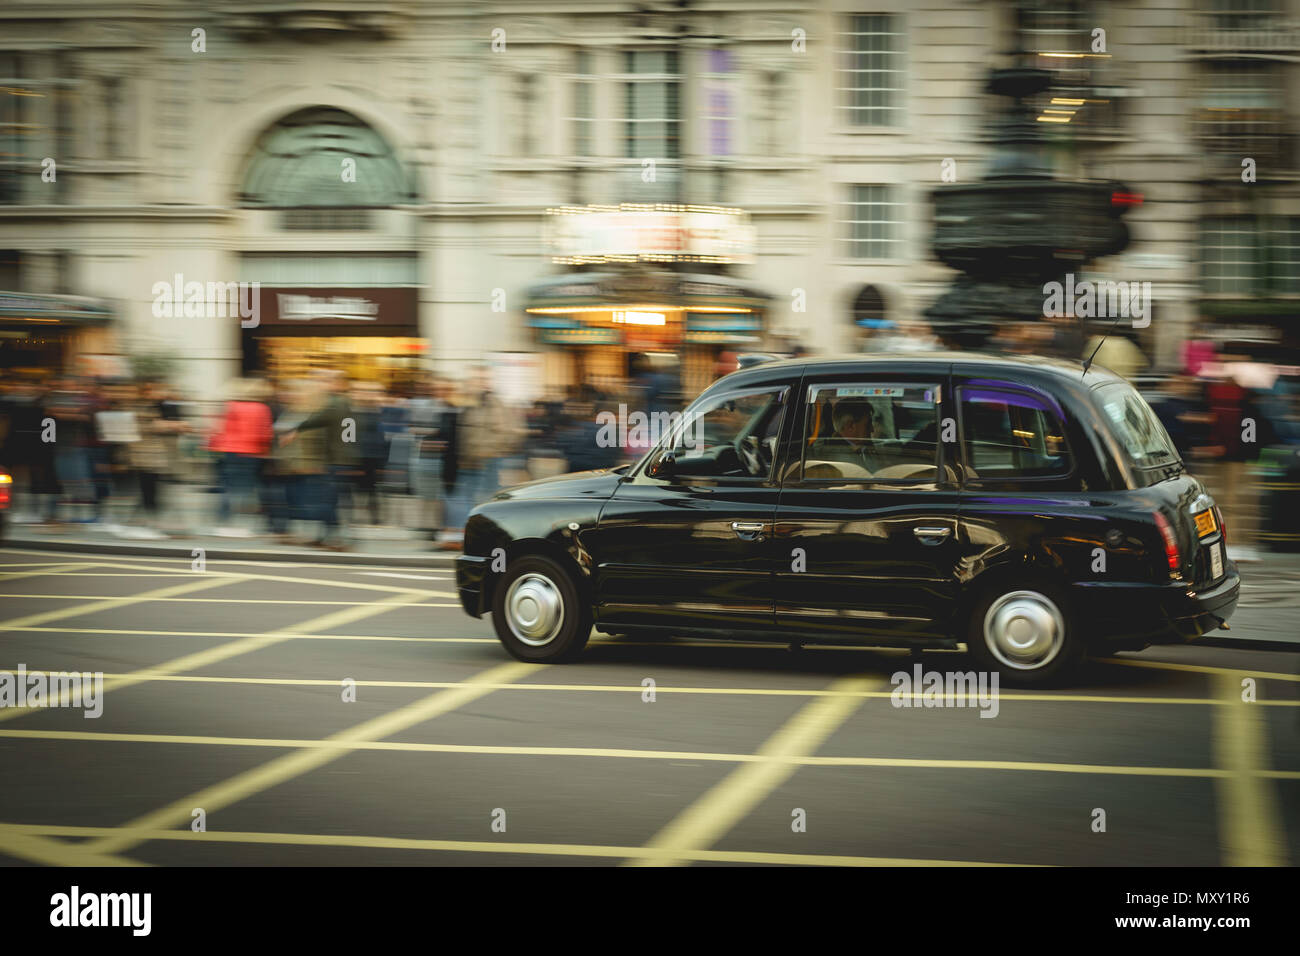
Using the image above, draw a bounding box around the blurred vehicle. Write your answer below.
[455,353,1239,684]
[0,470,10,540]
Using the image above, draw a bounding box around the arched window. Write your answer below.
[852,284,888,328]
[239,107,418,208]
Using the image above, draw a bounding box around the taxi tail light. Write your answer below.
[1214,505,1226,546]
[1153,511,1180,575]
[0,473,10,509]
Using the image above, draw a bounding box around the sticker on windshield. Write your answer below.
[835,387,903,398]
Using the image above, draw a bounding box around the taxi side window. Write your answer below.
[959,387,1071,479]
[792,383,942,483]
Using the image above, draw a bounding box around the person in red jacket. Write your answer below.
[209,378,273,536]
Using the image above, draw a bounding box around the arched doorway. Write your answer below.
[851,284,889,349]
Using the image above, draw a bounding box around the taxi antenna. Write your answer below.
[1081,312,1123,378]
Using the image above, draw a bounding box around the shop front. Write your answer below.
[0,292,115,379]
[523,270,770,397]
[242,286,423,393]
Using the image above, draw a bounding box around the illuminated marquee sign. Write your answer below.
[544,204,756,265]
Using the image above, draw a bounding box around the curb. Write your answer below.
[1,535,458,569]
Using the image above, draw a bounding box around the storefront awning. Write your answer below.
[0,291,114,328]
[524,271,770,314]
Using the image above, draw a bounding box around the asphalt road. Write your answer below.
[0,546,1296,867]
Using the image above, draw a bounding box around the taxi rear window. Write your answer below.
[1094,382,1180,470]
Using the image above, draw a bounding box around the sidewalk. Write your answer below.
[3,481,457,568]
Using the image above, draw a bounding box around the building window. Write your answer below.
[1200,215,1300,295]
[837,14,905,127]
[623,50,680,159]
[279,209,374,230]
[1201,217,1258,294]
[0,249,19,289]
[240,107,417,208]
[1020,1,1120,134]
[1206,0,1281,31]
[840,185,903,259]
[0,52,72,204]
[570,50,596,157]
[515,73,538,157]
[103,77,122,158]
[1196,61,1284,161]
[701,48,735,157]
[1270,217,1300,294]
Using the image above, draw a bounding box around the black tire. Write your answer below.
[965,581,1083,687]
[491,554,592,663]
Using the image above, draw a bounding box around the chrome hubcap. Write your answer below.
[983,590,1064,671]
[505,572,564,646]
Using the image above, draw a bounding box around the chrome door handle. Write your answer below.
[731,521,767,539]
[913,526,951,542]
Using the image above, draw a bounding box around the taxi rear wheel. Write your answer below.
[492,555,591,663]
[967,583,1083,686]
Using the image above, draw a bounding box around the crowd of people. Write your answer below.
[0,361,674,550]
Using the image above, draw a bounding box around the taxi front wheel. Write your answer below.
[492,555,592,663]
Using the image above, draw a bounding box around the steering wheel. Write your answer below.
[736,435,766,477]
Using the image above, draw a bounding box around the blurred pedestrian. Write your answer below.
[3,378,58,523]
[408,377,450,540]
[208,377,273,537]
[283,369,357,550]
[456,386,514,524]
[351,381,389,526]
[1205,367,1254,551]
[124,381,180,538]
[94,381,142,532]
[556,387,618,472]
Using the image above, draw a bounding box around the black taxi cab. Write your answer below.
[455,354,1240,685]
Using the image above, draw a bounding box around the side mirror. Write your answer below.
[649,449,676,479]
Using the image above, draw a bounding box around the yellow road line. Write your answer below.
[58,556,454,596]
[5,625,487,643]
[627,674,879,867]
[0,574,236,634]
[84,660,540,858]
[0,552,454,596]
[1211,671,1289,866]
[0,562,97,582]
[6,727,1296,780]
[1105,657,1300,684]
[0,589,422,725]
[11,669,1300,708]
[0,828,148,868]
[0,822,1035,867]
[0,593,458,605]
